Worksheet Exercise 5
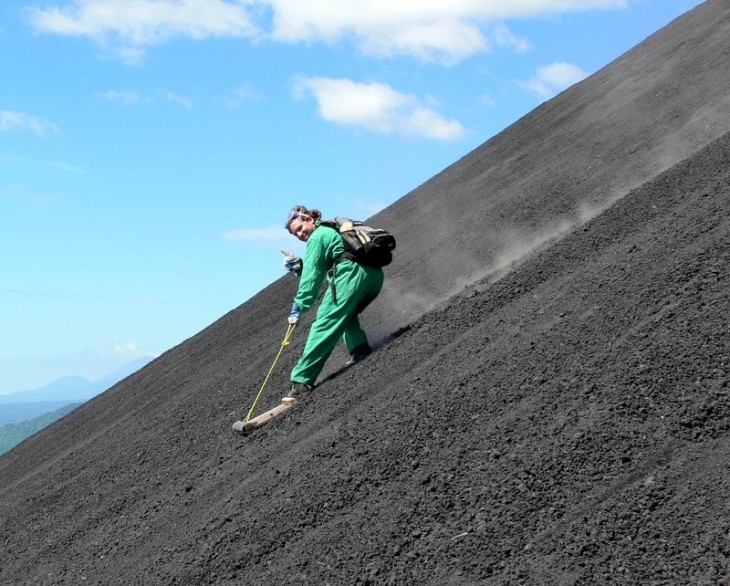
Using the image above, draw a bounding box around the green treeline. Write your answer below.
[0,403,80,456]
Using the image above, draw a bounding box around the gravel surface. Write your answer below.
[1,2,729,584]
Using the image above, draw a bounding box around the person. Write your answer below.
[283,205,385,398]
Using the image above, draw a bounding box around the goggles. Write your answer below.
[285,209,309,230]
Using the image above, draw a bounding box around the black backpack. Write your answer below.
[320,217,396,268]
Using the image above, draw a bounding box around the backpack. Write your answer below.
[320,217,396,268]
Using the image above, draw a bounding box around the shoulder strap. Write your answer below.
[320,217,360,233]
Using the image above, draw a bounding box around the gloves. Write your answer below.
[287,302,301,324]
[281,249,302,274]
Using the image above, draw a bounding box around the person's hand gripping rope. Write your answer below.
[287,302,300,324]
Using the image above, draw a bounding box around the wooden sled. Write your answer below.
[232,397,297,435]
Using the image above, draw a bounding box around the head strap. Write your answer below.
[285,208,308,230]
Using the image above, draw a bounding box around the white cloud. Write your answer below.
[293,77,464,141]
[26,0,628,64]
[358,18,488,64]
[492,22,531,53]
[224,83,265,107]
[114,339,140,354]
[161,91,193,109]
[401,107,464,140]
[267,0,626,62]
[221,225,287,242]
[101,89,141,105]
[96,336,158,357]
[100,89,192,108]
[26,0,259,63]
[520,62,588,99]
[0,111,60,136]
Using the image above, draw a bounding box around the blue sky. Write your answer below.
[1,0,703,394]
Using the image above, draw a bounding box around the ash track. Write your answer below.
[1,133,727,586]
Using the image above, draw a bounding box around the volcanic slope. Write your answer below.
[1,1,729,585]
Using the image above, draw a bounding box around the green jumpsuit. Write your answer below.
[290,222,384,385]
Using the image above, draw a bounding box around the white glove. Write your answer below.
[281,248,302,273]
[288,302,301,324]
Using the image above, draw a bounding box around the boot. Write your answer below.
[287,381,314,398]
[345,343,372,367]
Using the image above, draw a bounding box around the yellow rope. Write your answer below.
[244,323,297,423]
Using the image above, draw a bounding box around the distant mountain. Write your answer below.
[0,356,156,424]
[0,355,159,452]
[0,375,95,407]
